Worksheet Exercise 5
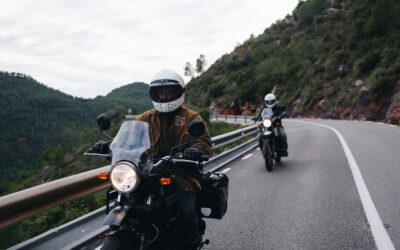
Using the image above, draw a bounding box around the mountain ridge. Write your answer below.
[185,0,400,124]
[0,71,151,194]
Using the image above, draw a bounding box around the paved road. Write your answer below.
[12,118,399,249]
[203,118,400,249]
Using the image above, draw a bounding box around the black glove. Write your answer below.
[183,148,203,161]
[88,140,110,154]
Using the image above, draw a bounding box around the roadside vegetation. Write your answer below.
[186,0,400,122]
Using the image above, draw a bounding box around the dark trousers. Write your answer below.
[258,127,288,152]
[176,185,200,248]
[277,127,288,152]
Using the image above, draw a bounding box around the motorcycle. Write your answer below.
[86,114,228,250]
[253,114,286,172]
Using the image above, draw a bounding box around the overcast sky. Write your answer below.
[0,0,299,98]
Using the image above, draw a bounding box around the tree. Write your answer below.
[184,62,194,78]
[195,54,207,74]
[297,0,328,23]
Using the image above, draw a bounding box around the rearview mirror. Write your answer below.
[188,120,205,138]
[97,114,111,131]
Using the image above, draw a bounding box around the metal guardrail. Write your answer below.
[7,115,258,249]
[0,116,256,231]
[0,166,111,230]
[11,135,259,250]
[211,114,255,125]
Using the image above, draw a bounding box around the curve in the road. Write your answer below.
[288,120,395,250]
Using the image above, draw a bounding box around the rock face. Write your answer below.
[288,80,400,124]
[386,82,400,124]
[210,79,400,124]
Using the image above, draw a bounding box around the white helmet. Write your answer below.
[149,69,185,113]
[264,93,277,108]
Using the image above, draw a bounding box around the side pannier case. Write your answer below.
[198,172,229,219]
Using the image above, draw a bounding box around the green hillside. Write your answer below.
[90,82,151,115]
[186,0,400,123]
[0,72,151,194]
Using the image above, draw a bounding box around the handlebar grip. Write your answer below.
[201,155,210,161]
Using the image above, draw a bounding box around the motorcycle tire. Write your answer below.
[101,231,138,250]
[263,142,273,172]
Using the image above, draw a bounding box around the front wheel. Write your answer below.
[101,231,138,250]
[263,140,273,172]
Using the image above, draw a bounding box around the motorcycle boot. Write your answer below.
[258,138,263,150]
[178,234,202,250]
[198,218,206,235]
[277,127,288,157]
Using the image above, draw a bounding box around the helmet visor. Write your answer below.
[149,85,184,103]
[265,100,276,106]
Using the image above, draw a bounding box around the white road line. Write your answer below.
[389,125,397,128]
[290,120,395,250]
[95,245,103,250]
[256,148,260,150]
[241,153,253,160]
[221,168,231,173]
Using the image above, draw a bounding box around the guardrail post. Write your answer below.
[244,116,247,124]
[235,116,237,122]
[225,115,227,122]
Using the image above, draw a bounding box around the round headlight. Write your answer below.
[263,119,272,128]
[110,161,140,193]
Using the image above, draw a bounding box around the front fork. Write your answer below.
[259,129,274,152]
[137,194,153,250]
[103,192,155,249]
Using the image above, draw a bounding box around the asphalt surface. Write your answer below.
[14,118,399,250]
[202,119,400,250]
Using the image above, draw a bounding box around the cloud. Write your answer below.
[0,0,298,98]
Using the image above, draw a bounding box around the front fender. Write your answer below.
[263,130,272,137]
[103,206,126,226]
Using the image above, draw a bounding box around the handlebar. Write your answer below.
[200,154,209,161]
[153,154,209,168]
[84,152,112,157]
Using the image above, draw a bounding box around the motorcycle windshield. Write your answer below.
[110,120,151,166]
[261,108,273,120]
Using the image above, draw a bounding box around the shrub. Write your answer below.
[250,44,266,63]
[207,121,242,137]
[369,68,395,100]
[297,0,328,23]
[326,79,345,97]
[199,109,210,122]
[366,0,400,36]
[209,83,225,98]
[355,50,381,77]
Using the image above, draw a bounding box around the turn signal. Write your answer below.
[98,172,109,180]
[160,178,172,186]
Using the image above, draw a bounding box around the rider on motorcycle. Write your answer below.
[257,93,288,157]
[137,69,212,250]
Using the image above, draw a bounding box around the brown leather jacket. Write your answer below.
[137,106,212,191]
